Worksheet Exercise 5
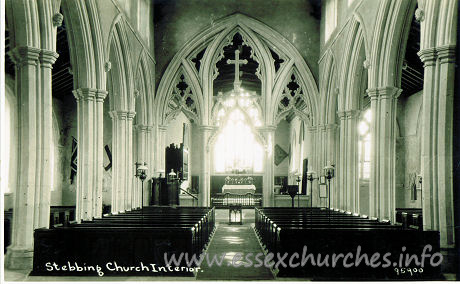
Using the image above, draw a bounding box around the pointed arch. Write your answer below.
[272,65,314,126]
[155,13,318,128]
[338,17,368,111]
[161,64,203,126]
[320,50,338,125]
[369,0,416,88]
[61,0,106,90]
[135,49,154,126]
[107,15,135,111]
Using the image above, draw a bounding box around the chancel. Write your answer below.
[2,0,459,281]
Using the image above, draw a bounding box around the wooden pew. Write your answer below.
[254,207,441,280]
[49,206,76,227]
[31,206,215,277]
[396,208,423,230]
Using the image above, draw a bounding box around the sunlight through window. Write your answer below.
[359,108,371,179]
[214,90,263,173]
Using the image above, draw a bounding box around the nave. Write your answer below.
[4,206,453,281]
[3,0,459,281]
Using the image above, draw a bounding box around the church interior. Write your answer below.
[2,0,459,281]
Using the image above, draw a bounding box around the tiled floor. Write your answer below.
[196,224,273,281]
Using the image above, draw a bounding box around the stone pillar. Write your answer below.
[5,47,57,269]
[94,90,107,218]
[367,86,401,222]
[74,88,107,221]
[134,124,149,208]
[261,126,276,207]
[306,126,319,206]
[199,125,213,207]
[110,111,128,213]
[337,111,347,211]
[418,46,455,247]
[156,125,167,175]
[345,110,360,214]
[125,111,135,211]
[37,50,58,227]
[325,124,338,208]
[145,125,154,179]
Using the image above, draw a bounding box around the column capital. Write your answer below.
[73,88,108,102]
[73,88,97,101]
[10,46,41,66]
[126,111,136,120]
[96,90,108,102]
[135,124,150,132]
[39,49,59,68]
[437,45,456,64]
[325,123,338,131]
[317,124,327,131]
[198,125,216,132]
[337,111,347,119]
[366,86,402,100]
[307,125,318,132]
[109,110,131,120]
[345,109,360,118]
[158,125,168,132]
[258,125,276,133]
[417,48,437,66]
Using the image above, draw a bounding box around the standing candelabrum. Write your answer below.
[296,175,302,207]
[306,171,318,209]
[323,165,335,212]
[135,162,148,224]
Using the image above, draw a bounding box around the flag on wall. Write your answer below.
[104,145,112,171]
[70,137,77,184]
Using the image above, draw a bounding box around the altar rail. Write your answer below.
[211,193,262,208]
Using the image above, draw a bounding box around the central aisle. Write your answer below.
[196,210,274,280]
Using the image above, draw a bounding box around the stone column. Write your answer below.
[73,88,107,221]
[156,125,168,175]
[134,124,149,208]
[125,111,135,211]
[37,50,58,227]
[325,124,338,208]
[94,90,107,218]
[345,110,360,214]
[418,46,456,247]
[145,125,154,179]
[306,126,319,206]
[260,126,276,207]
[367,86,401,222]
[5,47,57,269]
[199,126,213,207]
[110,111,127,213]
[337,111,347,211]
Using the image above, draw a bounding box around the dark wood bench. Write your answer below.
[31,206,215,277]
[396,208,423,230]
[49,206,76,227]
[255,207,441,280]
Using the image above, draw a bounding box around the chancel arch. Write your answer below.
[155,13,319,207]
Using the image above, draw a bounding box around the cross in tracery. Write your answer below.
[227,48,248,92]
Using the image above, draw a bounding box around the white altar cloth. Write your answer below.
[222,184,256,194]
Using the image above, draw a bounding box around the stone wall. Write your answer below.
[154,0,320,86]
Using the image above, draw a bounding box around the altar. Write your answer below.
[222,184,256,194]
